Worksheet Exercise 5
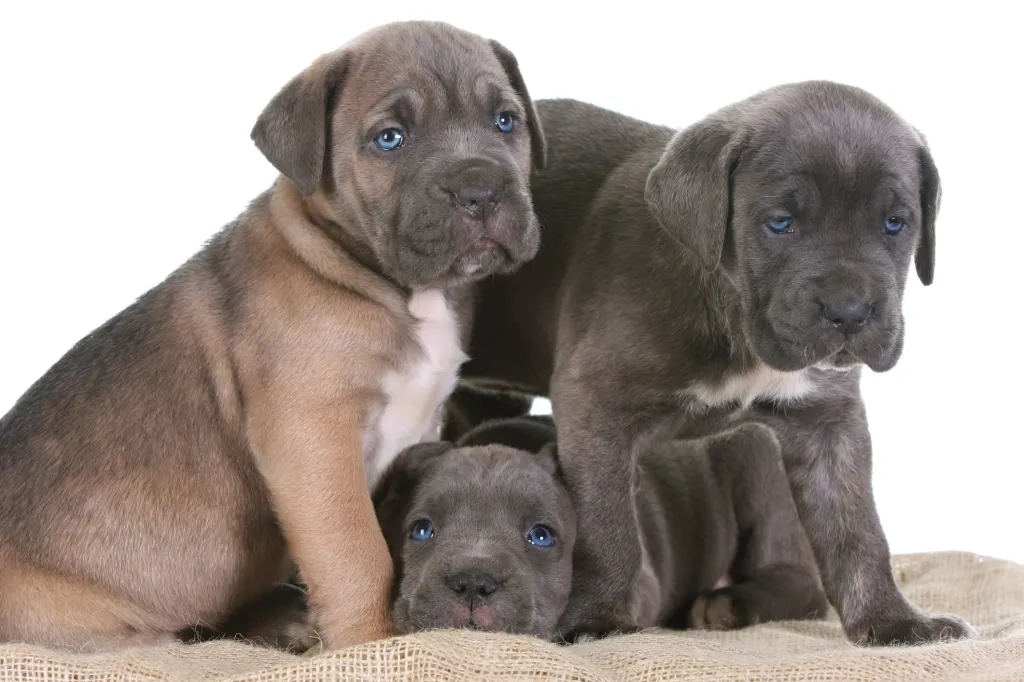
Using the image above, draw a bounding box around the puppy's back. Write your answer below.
[455,415,555,453]
[531,100,673,245]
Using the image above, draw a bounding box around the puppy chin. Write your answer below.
[812,349,860,372]
[453,244,510,279]
[763,329,903,375]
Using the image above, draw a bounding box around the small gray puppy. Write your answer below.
[374,417,827,638]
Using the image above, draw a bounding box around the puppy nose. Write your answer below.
[822,297,872,334]
[449,186,499,218]
[446,571,500,598]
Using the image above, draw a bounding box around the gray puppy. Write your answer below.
[375,417,827,638]
[374,428,575,637]
[458,82,975,645]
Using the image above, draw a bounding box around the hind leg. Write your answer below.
[688,423,828,630]
[688,564,828,629]
[0,560,188,652]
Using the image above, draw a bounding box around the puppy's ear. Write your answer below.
[373,441,452,555]
[645,116,746,271]
[251,51,350,197]
[489,39,547,170]
[915,137,940,286]
[536,442,563,480]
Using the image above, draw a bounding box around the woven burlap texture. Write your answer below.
[1,551,1022,682]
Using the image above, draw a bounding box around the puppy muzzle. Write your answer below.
[393,159,539,286]
[753,276,905,373]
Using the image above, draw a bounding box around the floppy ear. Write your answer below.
[250,51,350,197]
[373,441,452,559]
[645,116,746,271]
[489,39,547,170]
[536,442,563,481]
[916,138,940,286]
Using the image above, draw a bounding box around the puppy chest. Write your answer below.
[686,365,819,409]
[365,290,468,486]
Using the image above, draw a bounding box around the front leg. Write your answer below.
[757,378,976,645]
[551,372,680,640]
[251,403,393,649]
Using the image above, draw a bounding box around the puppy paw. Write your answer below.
[217,583,322,654]
[688,588,747,631]
[557,602,640,644]
[848,611,978,646]
[271,612,322,654]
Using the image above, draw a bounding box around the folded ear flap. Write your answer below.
[373,441,452,560]
[250,51,350,197]
[644,116,746,271]
[916,138,940,286]
[536,442,563,481]
[489,39,547,170]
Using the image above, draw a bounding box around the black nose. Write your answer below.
[448,186,499,218]
[822,298,872,334]
[446,571,500,598]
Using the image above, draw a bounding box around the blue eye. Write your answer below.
[765,216,793,233]
[526,524,554,547]
[410,519,434,541]
[884,215,906,235]
[375,127,404,151]
[495,111,516,133]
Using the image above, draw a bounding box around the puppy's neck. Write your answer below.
[715,271,756,365]
[686,263,753,367]
[267,179,408,312]
[305,189,395,283]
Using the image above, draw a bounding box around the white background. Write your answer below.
[1,2,1021,563]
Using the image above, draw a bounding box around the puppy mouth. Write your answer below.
[467,236,500,254]
[453,241,511,279]
[395,209,536,287]
[812,347,860,372]
[755,312,903,373]
[451,599,498,631]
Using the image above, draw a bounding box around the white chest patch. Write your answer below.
[365,289,468,488]
[686,364,819,410]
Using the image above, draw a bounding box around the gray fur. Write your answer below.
[379,417,827,638]
[456,82,975,645]
[374,438,574,638]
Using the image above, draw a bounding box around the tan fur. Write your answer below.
[0,21,542,652]
[0,181,407,649]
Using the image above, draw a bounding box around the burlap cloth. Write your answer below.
[2,551,1021,682]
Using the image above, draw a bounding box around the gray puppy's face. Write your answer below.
[647,81,939,373]
[252,21,546,288]
[374,442,575,639]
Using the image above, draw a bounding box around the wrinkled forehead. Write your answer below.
[341,25,518,121]
[744,107,921,201]
[413,450,570,523]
